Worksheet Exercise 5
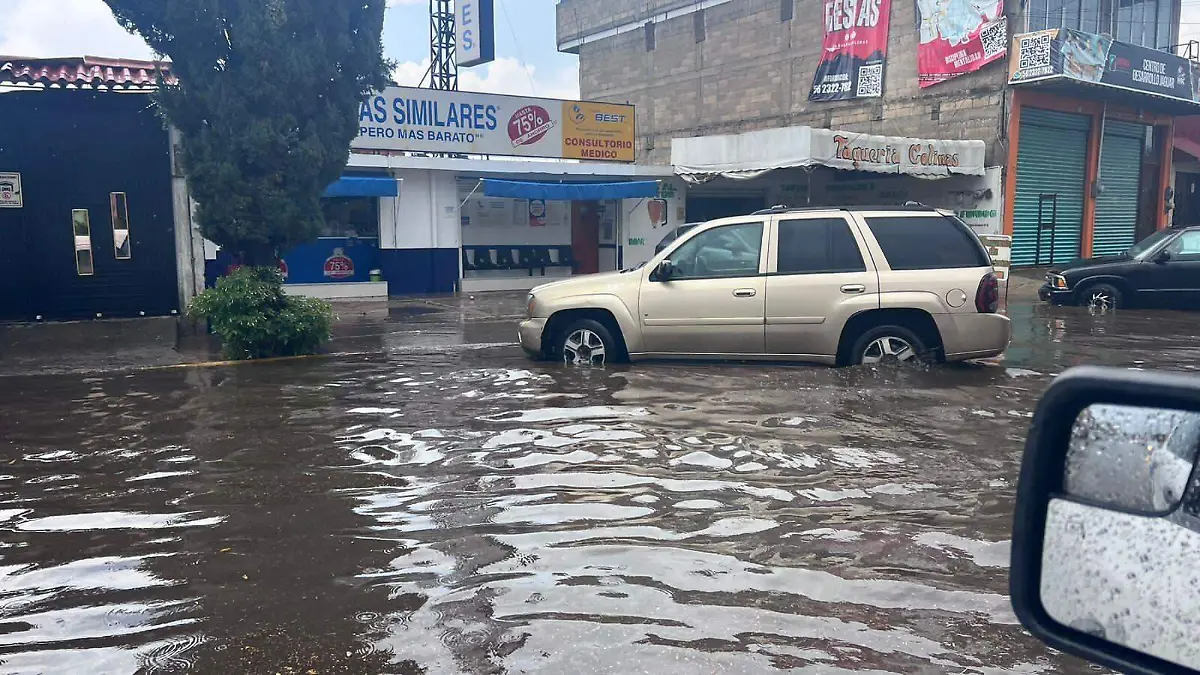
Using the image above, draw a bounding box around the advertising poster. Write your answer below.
[0,172,21,208]
[810,0,892,101]
[528,199,547,227]
[561,101,636,162]
[1009,29,1198,103]
[916,0,1007,88]
[354,86,636,162]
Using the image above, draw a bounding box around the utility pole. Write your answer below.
[430,0,458,91]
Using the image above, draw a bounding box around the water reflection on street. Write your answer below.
[2,301,1197,673]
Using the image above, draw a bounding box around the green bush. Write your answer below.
[188,266,335,360]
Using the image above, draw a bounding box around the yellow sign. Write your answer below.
[561,101,636,163]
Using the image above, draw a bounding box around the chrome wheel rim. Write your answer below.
[1088,290,1115,313]
[861,336,916,365]
[563,329,606,366]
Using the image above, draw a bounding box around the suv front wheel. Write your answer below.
[850,325,927,366]
[557,319,618,366]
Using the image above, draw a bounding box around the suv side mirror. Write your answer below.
[1154,250,1173,264]
[650,259,674,282]
[1012,366,1200,675]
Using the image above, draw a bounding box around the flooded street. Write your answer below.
[2,299,1198,674]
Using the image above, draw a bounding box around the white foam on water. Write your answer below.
[17,512,224,532]
[914,532,1011,568]
[671,451,733,470]
[795,528,864,542]
[483,406,650,423]
[507,450,601,469]
[799,487,870,502]
[674,499,723,510]
[694,517,779,538]
[828,447,904,468]
[126,471,195,482]
[348,407,403,415]
[735,462,768,472]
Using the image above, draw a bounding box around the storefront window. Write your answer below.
[1027,0,1171,49]
[320,197,379,239]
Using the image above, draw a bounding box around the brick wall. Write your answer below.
[559,0,1012,166]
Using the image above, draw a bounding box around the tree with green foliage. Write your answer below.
[104,0,391,266]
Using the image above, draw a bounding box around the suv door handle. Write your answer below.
[841,284,866,294]
[733,288,757,298]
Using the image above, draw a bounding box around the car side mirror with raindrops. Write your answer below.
[1011,366,1200,675]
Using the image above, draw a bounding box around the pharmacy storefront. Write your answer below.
[346,86,682,294]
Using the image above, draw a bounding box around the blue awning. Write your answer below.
[481,179,659,201]
[323,176,399,198]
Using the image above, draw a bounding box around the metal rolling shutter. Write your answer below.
[1092,120,1144,257]
[1012,109,1090,266]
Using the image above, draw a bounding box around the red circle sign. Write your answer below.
[323,253,354,280]
[508,105,553,147]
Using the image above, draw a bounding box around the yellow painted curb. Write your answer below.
[140,351,378,372]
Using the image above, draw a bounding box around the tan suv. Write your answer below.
[518,206,1011,367]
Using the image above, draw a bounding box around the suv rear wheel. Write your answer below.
[850,325,927,366]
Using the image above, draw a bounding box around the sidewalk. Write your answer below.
[0,294,527,378]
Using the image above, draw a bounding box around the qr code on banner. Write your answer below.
[856,63,883,97]
[1017,32,1052,71]
[980,18,1008,59]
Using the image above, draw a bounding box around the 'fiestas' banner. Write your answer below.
[810,0,892,101]
[352,87,636,163]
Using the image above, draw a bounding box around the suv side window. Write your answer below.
[864,215,990,270]
[777,217,866,275]
[1165,231,1200,259]
[667,222,764,279]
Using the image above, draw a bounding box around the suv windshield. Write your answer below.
[1127,229,1177,259]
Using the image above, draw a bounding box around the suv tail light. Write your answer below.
[975,272,1000,313]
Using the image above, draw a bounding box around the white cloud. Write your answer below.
[1181,5,1200,47]
[0,0,155,60]
[393,56,580,100]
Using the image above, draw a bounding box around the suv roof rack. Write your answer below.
[750,204,941,216]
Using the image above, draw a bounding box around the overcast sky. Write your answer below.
[6,1,1200,96]
[0,0,581,99]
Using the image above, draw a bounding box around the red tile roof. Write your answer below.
[0,55,175,90]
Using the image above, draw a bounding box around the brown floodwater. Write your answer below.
[1,300,1197,674]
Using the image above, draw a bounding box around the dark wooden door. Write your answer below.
[571,201,600,275]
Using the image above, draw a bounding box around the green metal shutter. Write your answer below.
[1012,108,1090,266]
[1092,120,1144,257]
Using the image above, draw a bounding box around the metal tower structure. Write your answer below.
[429,0,458,91]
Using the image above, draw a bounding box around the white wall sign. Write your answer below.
[456,0,495,68]
[0,172,22,208]
[354,86,636,161]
